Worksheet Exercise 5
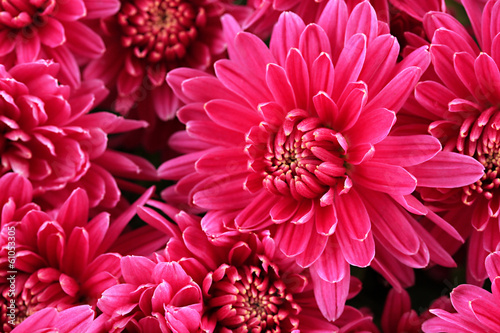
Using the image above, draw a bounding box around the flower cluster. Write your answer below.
[1,0,500,332]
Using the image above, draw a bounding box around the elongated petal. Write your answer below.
[406,151,484,188]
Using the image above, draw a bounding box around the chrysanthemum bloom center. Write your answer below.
[460,107,500,203]
[0,0,55,34]
[1,291,34,332]
[248,110,348,201]
[118,0,201,63]
[207,262,300,331]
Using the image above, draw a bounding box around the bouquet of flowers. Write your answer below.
[1,0,500,332]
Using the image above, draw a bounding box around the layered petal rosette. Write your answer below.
[403,0,500,283]
[131,200,374,331]
[84,0,249,120]
[0,0,120,87]
[0,60,157,209]
[422,251,500,333]
[96,258,204,333]
[0,187,164,331]
[159,0,483,318]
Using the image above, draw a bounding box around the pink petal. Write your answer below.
[195,148,249,175]
[415,81,456,119]
[373,135,441,167]
[336,82,367,131]
[266,63,296,112]
[310,266,350,321]
[350,162,416,195]
[187,120,245,147]
[45,45,80,88]
[311,52,335,97]
[63,227,89,277]
[365,66,423,113]
[336,227,375,267]
[269,12,305,65]
[345,1,378,44]
[16,34,40,63]
[121,256,157,285]
[312,91,338,128]
[474,52,500,105]
[332,33,366,101]
[295,230,328,268]
[285,47,310,110]
[486,252,500,281]
[363,192,420,255]
[312,237,348,283]
[319,1,348,58]
[0,30,15,56]
[470,296,500,329]
[215,59,273,109]
[275,220,313,257]
[84,0,120,19]
[234,191,277,231]
[430,44,470,97]
[55,0,86,20]
[270,196,299,223]
[38,17,65,47]
[315,203,338,236]
[344,107,395,146]
[65,21,105,59]
[359,34,399,97]
[298,24,331,68]
[450,284,491,320]
[193,175,253,211]
[406,151,484,188]
[205,99,260,133]
[336,189,370,240]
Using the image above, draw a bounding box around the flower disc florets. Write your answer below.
[248,110,348,201]
[206,252,300,331]
[118,0,200,65]
[459,107,500,204]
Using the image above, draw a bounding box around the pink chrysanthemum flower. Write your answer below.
[84,0,249,120]
[160,0,483,318]
[403,0,500,283]
[0,60,157,209]
[133,201,367,331]
[422,251,500,333]
[11,305,96,333]
[0,187,164,331]
[96,258,204,333]
[0,0,120,88]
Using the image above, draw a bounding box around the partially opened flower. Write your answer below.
[0,60,157,209]
[404,0,500,283]
[84,0,249,120]
[96,258,203,333]
[0,187,163,331]
[160,0,482,319]
[422,251,500,332]
[0,0,120,87]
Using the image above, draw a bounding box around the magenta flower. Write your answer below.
[422,251,500,333]
[405,0,500,283]
[159,0,482,319]
[0,187,162,331]
[136,200,353,331]
[0,0,120,88]
[96,258,203,333]
[84,0,247,120]
[11,305,96,333]
[0,60,156,209]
